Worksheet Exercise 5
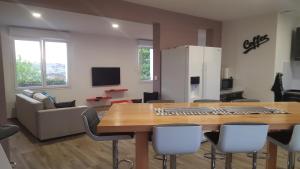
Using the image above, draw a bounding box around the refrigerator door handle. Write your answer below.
[202,62,206,97]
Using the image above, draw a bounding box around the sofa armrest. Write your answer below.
[38,106,87,114]
[16,94,44,137]
[37,106,88,140]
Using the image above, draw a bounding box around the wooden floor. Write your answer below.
[7,123,300,169]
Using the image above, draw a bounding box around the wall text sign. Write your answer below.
[243,34,270,54]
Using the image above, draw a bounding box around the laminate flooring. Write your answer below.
[7,121,300,169]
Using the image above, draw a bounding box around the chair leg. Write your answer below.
[162,155,168,169]
[288,152,295,169]
[225,153,232,169]
[112,140,119,169]
[211,145,216,169]
[252,152,257,169]
[170,155,176,169]
[10,161,17,168]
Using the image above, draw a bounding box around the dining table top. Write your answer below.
[97,102,300,133]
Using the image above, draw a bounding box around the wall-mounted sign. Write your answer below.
[243,34,270,54]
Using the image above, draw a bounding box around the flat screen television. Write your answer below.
[292,27,300,61]
[92,67,120,86]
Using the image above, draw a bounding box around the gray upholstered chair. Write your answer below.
[0,124,19,140]
[205,123,269,169]
[268,125,300,169]
[231,98,270,160]
[193,99,220,103]
[82,108,134,169]
[147,100,175,103]
[0,124,19,168]
[152,124,202,169]
[231,99,260,102]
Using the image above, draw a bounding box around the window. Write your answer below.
[14,39,68,88]
[44,41,68,86]
[139,47,153,81]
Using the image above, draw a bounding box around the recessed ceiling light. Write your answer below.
[32,12,42,18]
[112,23,119,29]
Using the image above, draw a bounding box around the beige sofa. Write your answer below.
[16,93,88,140]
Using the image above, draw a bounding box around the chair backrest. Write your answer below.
[81,108,100,139]
[231,99,260,102]
[0,124,19,140]
[152,124,202,155]
[147,100,175,103]
[131,99,143,103]
[82,108,133,141]
[217,123,269,153]
[143,92,159,103]
[193,99,220,103]
[288,125,300,151]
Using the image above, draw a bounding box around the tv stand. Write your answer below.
[86,96,112,102]
[86,88,129,104]
[105,88,128,93]
[111,100,132,104]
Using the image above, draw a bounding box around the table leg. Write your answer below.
[266,141,277,169]
[135,132,149,169]
[170,155,176,169]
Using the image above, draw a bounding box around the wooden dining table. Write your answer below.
[97,102,300,169]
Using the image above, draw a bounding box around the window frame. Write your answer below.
[12,37,70,89]
[138,45,153,82]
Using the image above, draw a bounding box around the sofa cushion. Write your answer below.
[54,100,76,108]
[33,93,55,109]
[22,89,35,98]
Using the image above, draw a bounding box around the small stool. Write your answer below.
[205,123,269,169]
[268,125,300,169]
[152,124,202,169]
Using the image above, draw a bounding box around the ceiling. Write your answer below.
[0,1,153,39]
[124,0,300,21]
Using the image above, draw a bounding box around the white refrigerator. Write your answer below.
[161,45,221,102]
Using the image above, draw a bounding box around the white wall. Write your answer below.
[1,28,153,118]
[222,13,278,101]
[276,14,300,89]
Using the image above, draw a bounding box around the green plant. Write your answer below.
[46,79,66,85]
[139,48,151,80]
[15,56,42,87]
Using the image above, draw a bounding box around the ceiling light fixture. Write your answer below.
[32,12,42,18]
[112,23,119,29]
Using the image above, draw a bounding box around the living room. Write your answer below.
[0,1,155,119]
[1,0,300,169]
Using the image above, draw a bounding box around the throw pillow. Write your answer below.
[23,89,35,98]
[41,92,56,103]
[33,93,55,109]
[54,100,76,108]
